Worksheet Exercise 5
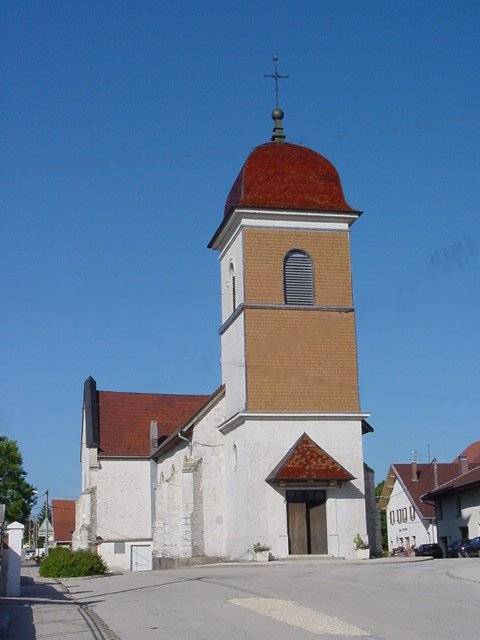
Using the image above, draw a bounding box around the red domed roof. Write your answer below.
[224,142,354,218]
[457,440,480,464]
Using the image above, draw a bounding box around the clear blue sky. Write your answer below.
[2,2,479,509]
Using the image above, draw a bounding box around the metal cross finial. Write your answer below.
[264,56,289,108]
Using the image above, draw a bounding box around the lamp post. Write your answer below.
[44,490,49,556]
[0,503,5,566]
[33,490,50,557]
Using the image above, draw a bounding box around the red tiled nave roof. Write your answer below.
[97,390,210,457]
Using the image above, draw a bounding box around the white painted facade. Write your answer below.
[73,408,154,572]
[385,478,436,552]
[435,487,480,547]
[155,409,368,561]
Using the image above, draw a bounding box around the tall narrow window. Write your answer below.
[284,250,314,305]
[229,262,236,311]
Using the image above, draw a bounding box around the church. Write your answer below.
[73,106,380,570]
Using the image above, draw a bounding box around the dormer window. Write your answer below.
[284,250,314,306]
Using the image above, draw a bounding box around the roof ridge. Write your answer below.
[98,389,210,398]
[424,461,480,493]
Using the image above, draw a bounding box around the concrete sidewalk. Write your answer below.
[0,566,107,640]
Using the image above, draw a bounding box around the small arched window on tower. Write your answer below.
[232,444,238,471]
[229,261,236,312]
[283,250,314,306]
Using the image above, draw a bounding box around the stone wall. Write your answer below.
[363,464,383,556]
[154,397,227,564]
[154,410,368,562]
[223,417,367,560]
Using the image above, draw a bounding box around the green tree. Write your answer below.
[37,501,52,523]
[0,436,36,523]
[375,480,388,552]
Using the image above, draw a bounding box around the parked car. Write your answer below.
[391,546,409,557]
[414,543,444,558]
[463,537,480,557]
[23,549,35,560]
[447,539,470,558]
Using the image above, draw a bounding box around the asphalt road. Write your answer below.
[62,558,480,640]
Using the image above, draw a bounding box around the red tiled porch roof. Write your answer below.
[266,433,354,483]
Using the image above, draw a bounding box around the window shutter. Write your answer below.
[284,251,314,305]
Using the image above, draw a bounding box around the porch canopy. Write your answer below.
[266,433,355,486]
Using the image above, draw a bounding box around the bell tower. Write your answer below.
[209,109,362,421]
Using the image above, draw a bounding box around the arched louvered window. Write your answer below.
[284,250,314,305]
[229,261,236,311]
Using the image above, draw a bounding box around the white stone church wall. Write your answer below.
[220,315,246,419]
[155,397,227,561]
[72,491,92,551]
[155,409,369,561]
[223,418,368,560]
[88,459,152,570]
[220,230,244,323]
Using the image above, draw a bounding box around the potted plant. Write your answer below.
[252,542,271,562]
[353,533,370,559]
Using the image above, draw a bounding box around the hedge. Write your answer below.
[39,547,107,578]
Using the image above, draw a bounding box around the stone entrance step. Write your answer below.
[154,555,226,570]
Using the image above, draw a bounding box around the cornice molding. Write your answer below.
[209,207,360,251]
[219,302,354,335]
[218,411,370,435]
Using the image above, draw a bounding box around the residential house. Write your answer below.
[51,500,76,548]
[379,457,476,553]
[422,443,480,555]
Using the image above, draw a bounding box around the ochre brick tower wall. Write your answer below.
[243,227,360,413]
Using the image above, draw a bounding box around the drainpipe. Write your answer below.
[432,458,439,544]
[178,429,193,456]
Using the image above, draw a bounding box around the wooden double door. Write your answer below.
[287,489,328,555]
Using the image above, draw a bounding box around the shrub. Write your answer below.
[353,533,369,550]
[39,547,107,578]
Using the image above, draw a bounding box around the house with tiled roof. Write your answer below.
[51,500,76,547]
[423,448,480,555]
[379,450,479,553]
[74,106,381,569]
